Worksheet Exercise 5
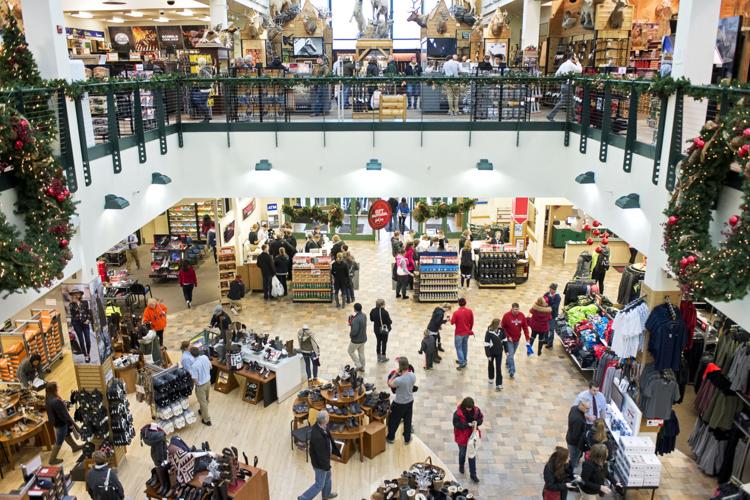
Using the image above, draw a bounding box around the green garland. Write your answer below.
[663,100,750,301]
[282,204,344,228]
[412,199,476,224]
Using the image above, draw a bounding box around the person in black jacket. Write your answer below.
[330,235,345,261]
[387,197,399,232]
[484,318,506,390]
[331,253,349,308]
[45,382,83,465]
[283,228,297,281]
[566,401,590,471]
[543,446,573,500]
[226,275,245,314]
[426,304,451,361]
[369,299,392,363]
[210,305,233,358]
[477,55,493,72]
[299,411,340,500]
[404,55,422,109]
[86,451,124,500]
[580,444,618,498]
[269,231,284,257]
[256,244,276,300]
[274,247,290,296]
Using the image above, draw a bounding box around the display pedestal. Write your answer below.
[363,421,386,459]
[145,463,270,500]
[114,363,137,394]
[211,359,240,394]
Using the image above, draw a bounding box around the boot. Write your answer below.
[146,468,159,488]
[64,435,83,452]
[335,295,341,308]
[48,445,63,465]
[156,466,171,496]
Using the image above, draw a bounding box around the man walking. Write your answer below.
[544,283,561,349]
[451,298,474,370]
[426,303,451,362]
[566,400,590,471]
[86,451,125,500]
[298,410,340,500]
[189,347,212,426]
[501,303,530,378]
[348,303,367,372]
[443,54,461,116]
[386,357,417,444]
[256,244,276,301]
[125,233,140,271]
[547,53,582,121]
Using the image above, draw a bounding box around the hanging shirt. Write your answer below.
[646,304,688,371]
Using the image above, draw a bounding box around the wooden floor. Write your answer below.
[1,239,716,499]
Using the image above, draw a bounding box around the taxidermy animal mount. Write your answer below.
[562,10,578,30]
[351,0,366,35]
[302,12,318,35]
[437,9,450,35]
[489,9,510,37]
[408,0,428,27]
[371,0,389,23]
[580,0,605,30]
[608,0,627,29]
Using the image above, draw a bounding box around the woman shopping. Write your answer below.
[395,248,413,300]
[580,444,619,499]
[331,253,350,308]
[542,446,574,500]
[453,397,483,483]
[528,297,553,356]
[274,247,290,296]
[369,299,393,363]
[297,326,320,381]
[178,261,198,309]
[459,241,474,288]
[397,198,410,234]
[45,381,83,465]
[484,318,506,391]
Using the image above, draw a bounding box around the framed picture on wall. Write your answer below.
[242,199,256,220]
[223,221,235,243]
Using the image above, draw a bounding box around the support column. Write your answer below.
[521,0,541,50]
[19,0,71,80]
[210,0,228,28]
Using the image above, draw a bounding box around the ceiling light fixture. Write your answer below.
[151,172,172,185]
[575,171,596,184]
[255,160,272,171]
[71,11,94,19]
[153,16,171,22]
[366,159,382,171]
[476,159,493,171]
[178,9,194,16]
[197,15,211,22]
[102,1,126,4]
[108,16,125,23]
[126,10,144,17]
[104,194,129,210]
[615,193,640,209]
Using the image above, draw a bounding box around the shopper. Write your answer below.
[443,55,461,115]
[543,446,573,500]
[257,223,269,246]
[397,198,410,233]
[207,225,217,263]
[575,382,607,423]
[580,444,618,499]
[125,232,140,271]
[544,283,561,349]
[227,275,246,314]
[501,303,530,375]
[418,330,437,370]
[45,381,83,464]
[436,229,449,250]
[547,53,582,121]
[178,261,198,309]
[189,346,212,426]
[391,231,404,257]
[528,297,553,356]
[453,397,483,483]
[331,253,350,308]
[142,298,168,347]
[256,244,276,301]
[566,400,590,471]
[180,340,194,373]
[458,229,472,250]
[311,56,330,117]
[477,55,493,72]
[343,248,359,303]
[330,234,345,261]
[387,197,399,231]
[459,241,473,288]
[68,286,92,363]
[274,247,290,296]
[348,303,367,372]
[395,248,412,300]
[370,299,392,363]
[404,55,422,109]
[210,304,233,360]
[451,298,474,370]
[427,303,451,361]
[86,450,124,500]
[386,357,416,444]
[584,418,614,458]
[17,354,44,389]
[298,325,320,381]
[403,241,416,291]
[484,318,506,390]
[248,223,260,250]
[298,410,340,500]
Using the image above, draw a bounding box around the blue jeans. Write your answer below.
[302,352,318,379]
[298,467,332,500]
[458,444,477,476]
[312,85,327,115]
[343,85,351,108]
[455,335,469,366]
[407,83,420,108]
[546,318,556,347]
[506,341,519,375]
[191,90,210,120]
[54,424,69,446]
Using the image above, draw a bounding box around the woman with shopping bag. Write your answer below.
[453,397,483,483]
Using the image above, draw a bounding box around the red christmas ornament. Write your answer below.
[729,215,740,227]
[19,119,28,129]
[680,257,689,268]
[601,237,609,246]
[592,220,601,228]
[668,215,678,226]
[586,238,594,245]
[743,128,750,137]
[45,187,55,197]
[583,224,591,232]
[693,137,705,149]
[687,255,697,264]
[740,144,750,158]
[14,140,23,150]
[56,193,65,203]
[595,246,602,253]
[59,239,69,248]
[592,229,601,237]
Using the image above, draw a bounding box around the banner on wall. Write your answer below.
[368,199,393,230]
[242,198,256,220]
[132,26,159,52]
[61,277,113,366]
[157,26,184,49]
[108,26,134,53]
[182,25,206,49]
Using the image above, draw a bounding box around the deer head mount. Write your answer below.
[243,10,263,39]
[437,9,450,34]
[489,9,510,37]
[302,11,318,35]
[408,0,428,27]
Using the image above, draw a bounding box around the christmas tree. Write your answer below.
[0,5,42,87]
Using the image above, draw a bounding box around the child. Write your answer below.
[418,330,437,370]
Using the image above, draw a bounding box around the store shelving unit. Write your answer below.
[499,84,529,122]
[415,251,459,303]
[0,308,65,383]
[476,246,518,288]
[90,95,109,144]
[291,254,332,303]
[218,247,237,301]
[149,235,190,281]
[167,200,224,242]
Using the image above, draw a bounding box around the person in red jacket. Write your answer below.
[453,397,483,483]
[528,297,553,357]
[501,303,530,378]
[178,260,198,309]
[450,298,474,370]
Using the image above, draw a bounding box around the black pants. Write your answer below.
[181,284,194,302]
[460,265,472,287]
[72,319,91,357]
[396,275,409,297]
[488,352,503,386]
[156,330,164,347]
[375,333,388,356]
[530,331,547,356]
[262,273,273,299]
[277,274,288,295]
[458,445,477,476]
[424,350,435,368]
[387,401,413,442]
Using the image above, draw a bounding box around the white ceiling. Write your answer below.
[62,0,209,11]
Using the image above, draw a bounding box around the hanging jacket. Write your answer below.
[453,405,484,446]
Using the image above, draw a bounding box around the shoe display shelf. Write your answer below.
[140,363,197,435]
[149,235,191,282]
[291,254,332,303]
[218,247,237,303]
[416,252,459,303]
[322,381,366,464]
[476,245,519,289]
[0,308,65,384]
[370,457,478,500]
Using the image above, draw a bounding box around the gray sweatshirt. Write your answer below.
[349,312,367,344]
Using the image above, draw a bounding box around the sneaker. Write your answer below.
[386,438,395,444]
[488,379,493,385]
[402,295,409,300]
[510,372,515,379]
[496,385,503,391]
[437,346,445,352]
[471,475,480,483]
[424,366,433,371]
[323,494,338,499]
[202,420,212,426]
[187,301,191,309]
[459,465,465,474]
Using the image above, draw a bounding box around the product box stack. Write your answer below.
[613,436,661,488]
[28,465,69,498]
[3,342,26,382]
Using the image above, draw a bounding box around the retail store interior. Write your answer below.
[2,0,750,499]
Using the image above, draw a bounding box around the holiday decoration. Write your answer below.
[410,199,478,223]
[595,246,602,253]
[583,224,591,231]
[729,215,740,227]
[663,98,750,302]
[592,229,601,237]
[592,220,601,227]
[601,237,609,246]
[586,238,594,245]
[693,137,705,149]
[743,128,750,137]
[281,204,344,229]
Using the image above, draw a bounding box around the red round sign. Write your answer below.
[368,200,393,230]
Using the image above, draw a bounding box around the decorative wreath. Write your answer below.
[0,105,77,295]
[281,204,344,229]
[663,99,750,302]
[412,199,477,224]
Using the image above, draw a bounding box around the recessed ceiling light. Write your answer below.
[197,16,211,22]
[71,11,94,19]
[102,1,126,4]
[153,16,171,22]
[178,9,194,17]
[126,10,144,17]
[108,16,125,23]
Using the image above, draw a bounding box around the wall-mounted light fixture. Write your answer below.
[615,193,640,209]
[575,171,596,184]
[151,172,172,185]
[476,159,493,171]
[366,159,382,171]
[104,194,129,210]
[255,160,272,171]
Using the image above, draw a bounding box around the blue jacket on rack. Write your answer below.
[645,304,688,372]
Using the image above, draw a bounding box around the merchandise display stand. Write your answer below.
[322,382,366,463]
[143,364,197,434]
[167,200,224,241]
[149,235,192,281]
[415,251,459,303]
[218,246,238,303]
[291,254,332,303]
[476,245,518,289]
[0,307,65,382]
[145,463,269,500]
[0,464,70,499]
[0,390,54,468]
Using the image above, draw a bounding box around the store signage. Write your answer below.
[132,26,158,52]
[108,26,134,52]
[512,197,529,224]
[368,200,392,230]
[267,203,278,212]
[157,26,184,50]
[66,27,106,39]
[242,198,256,220]
[182,25,207,49]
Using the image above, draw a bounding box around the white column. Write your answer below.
[521,0,541,50]
[643,0,721,291]
[19,0,70,79]
[210,0,229,28]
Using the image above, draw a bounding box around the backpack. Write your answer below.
[95,469,123,500]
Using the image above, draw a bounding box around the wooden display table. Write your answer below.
[114,364,137,394]
[564,239,633,266]
[0,416,53,469]
[363,421,386,459]
[211,358,240,394]
[146,463,269,500]
[233,367,276,407]
[320,383,366,463]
